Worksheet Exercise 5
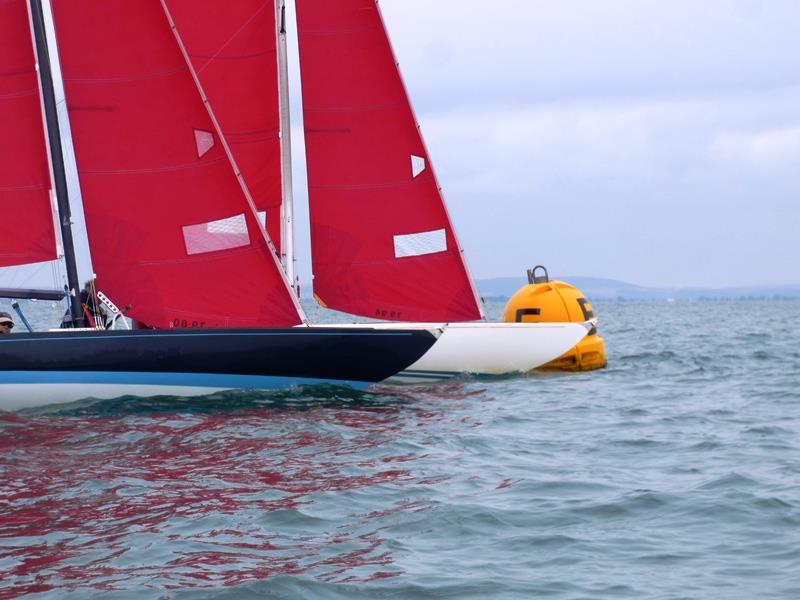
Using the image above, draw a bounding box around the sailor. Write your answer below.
[80,280,107,327]
[0,312,14,334]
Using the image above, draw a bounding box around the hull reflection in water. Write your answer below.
[0,388,476,595]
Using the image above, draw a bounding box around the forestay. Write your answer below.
[0,0,58,268]
[50,1,302,328]
[296,0,483,322]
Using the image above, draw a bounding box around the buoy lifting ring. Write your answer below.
[527,265,549,284]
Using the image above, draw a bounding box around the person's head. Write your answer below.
[0,311,14,334]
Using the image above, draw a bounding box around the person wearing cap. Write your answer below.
[0,312,14,334]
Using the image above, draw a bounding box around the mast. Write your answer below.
[28,0,84,327]
[277,0,296,290]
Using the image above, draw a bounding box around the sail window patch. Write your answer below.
[411,154,426,178]
[183,213,250,255]
[194,129,215,158]
[394,228,447,258]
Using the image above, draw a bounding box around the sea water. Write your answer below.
[1,300,799,599]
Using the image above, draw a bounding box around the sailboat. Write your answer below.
[0,0,593,409]
[0,0,440,410]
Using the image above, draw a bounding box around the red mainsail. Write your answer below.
[296,0,483,322]
[0,0,58,268]
[163,0,285,256]
[51,1,302,328]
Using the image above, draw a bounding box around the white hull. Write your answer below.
[315,321,590,384]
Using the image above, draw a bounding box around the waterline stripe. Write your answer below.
[0,331,417,344]
[0,371,371,390]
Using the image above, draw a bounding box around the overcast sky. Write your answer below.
[5,1,797,293]
[288,0,800,288]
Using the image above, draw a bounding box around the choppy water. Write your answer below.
[2,300,799,599]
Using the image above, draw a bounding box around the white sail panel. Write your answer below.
[393,229,447,259]
[411,155,426,178]
[183,213,250,256]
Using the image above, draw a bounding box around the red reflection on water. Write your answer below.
[0,401,456,595]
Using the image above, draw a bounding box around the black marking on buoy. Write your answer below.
[515,308,541,322]
[577,298,594,320]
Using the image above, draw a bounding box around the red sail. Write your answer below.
[296,0,482,322]
[51,1,302,328]
[0,0,57,267]
[163,0,284,256]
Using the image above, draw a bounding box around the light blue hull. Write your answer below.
[0,371,371,411]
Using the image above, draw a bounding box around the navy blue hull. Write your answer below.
[0,327,437,407]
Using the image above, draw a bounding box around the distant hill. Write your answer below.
[476,276,800,301]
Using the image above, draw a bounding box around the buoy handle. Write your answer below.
[527,265,549,284]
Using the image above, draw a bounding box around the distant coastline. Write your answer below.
[289,277,800,302]
[475,276,800,301]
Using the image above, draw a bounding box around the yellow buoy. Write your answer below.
[502,266,607,371]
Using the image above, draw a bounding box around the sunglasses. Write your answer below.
[0,322,12,329]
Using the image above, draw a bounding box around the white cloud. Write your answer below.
[380,0,800,110]
[709,126,800,169]
[411,89,800,286]
[421,89,800,195]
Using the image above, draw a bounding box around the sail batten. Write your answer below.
[297,0,484,322]
[0,0,58,268]
[50,0,302,328]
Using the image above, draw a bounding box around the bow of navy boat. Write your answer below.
[0,326,438,411]
[311,321,592,384]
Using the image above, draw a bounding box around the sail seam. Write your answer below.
[189,50,274,61]
[310,181,423,191]
[225,128,280,142]
[0,183,48,192]
[315,258,453,268]
[193,3,267,75]
[0,89,38,100]
[80,157,226,176]
[305,102,404,113]
[0,66,35,77]
[137,245,265,266]
[0,252,49,259]
[300,27,381,36]
[63,67,186,85]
